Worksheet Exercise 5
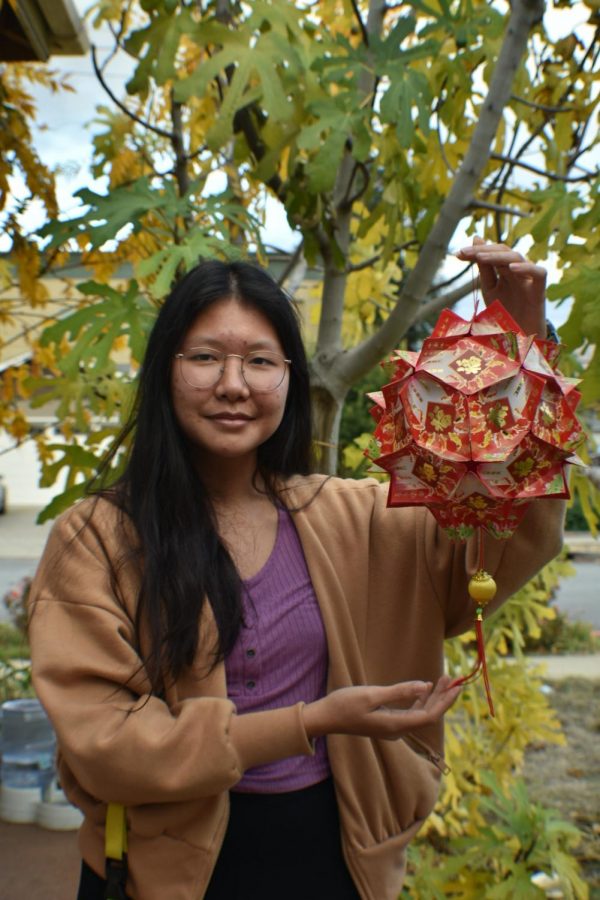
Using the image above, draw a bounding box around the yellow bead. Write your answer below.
[468,570,497,604]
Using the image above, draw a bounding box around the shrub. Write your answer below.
[2,576,32,636]
[401,557,590,898]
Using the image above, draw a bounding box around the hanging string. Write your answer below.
[471,254,481,318]
[450,528,496,716]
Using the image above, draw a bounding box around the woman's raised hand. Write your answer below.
[302,675,461,741]
[456,237,547,339]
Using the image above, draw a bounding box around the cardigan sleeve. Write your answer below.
[420,495,566,637]
[365,480,565,639]
[28,501,313,808]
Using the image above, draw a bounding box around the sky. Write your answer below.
[6,0,597,326]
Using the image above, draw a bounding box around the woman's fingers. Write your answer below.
[454,239,547,336]
[373,675,462,735]
[305,677,462,742]
[456,242,546,290]
[507,261,547,287]
[374,680,433,709]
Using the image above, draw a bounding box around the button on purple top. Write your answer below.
[226,506,331,793]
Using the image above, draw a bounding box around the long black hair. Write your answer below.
[100,259,313,694]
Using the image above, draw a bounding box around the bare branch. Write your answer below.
[469,199,529,217]
[510,94,575,114]
[490,152,594,184]
[91,45,174,141]
[277,240,305,287]
[314,0,387,366]
[346,254,382,274]
[349,0,369,45]
[338,160,370,212]
[215,0,233,23]
[233,106,286,201]
[170,90,190,199]
[413,280,476,323]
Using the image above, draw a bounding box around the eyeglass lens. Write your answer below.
[180,349,287,391]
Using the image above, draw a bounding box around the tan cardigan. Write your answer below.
[28,476,564,899]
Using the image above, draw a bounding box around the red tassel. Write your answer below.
[450,609,495,716]
[475,611,494,717]
[449,531,496,715]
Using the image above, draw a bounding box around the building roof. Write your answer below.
[0,0,88,61]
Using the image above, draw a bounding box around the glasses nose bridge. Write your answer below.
[218,352,248,388]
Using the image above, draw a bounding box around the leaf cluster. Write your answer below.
[1,0,599,523]
[402,555,590,897]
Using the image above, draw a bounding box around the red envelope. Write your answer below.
[369,300,583,539]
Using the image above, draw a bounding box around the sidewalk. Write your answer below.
[0,820,80,899]
[523,653,600,679]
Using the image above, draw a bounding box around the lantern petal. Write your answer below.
[431,308,471,338]
[400,375,470,461]
[476,435,570,499]
[377,445,466,506]
[471,299,523,336]
[417,334,522,394]
[431,473,530,539]
[531,384,584,453]
[469,371,545,462]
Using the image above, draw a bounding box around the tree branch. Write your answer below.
[413,279,476,323]
[314,0,387,372]
[349,0,369,45]
[91,45,175,141]
[277,240,305,287]
[337,0,544,385]
[170,89,190,199]
[510,94,574,114]
[469,199,529,217]
[490,152,594,184]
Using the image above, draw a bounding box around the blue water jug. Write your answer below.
[0,698,56,790]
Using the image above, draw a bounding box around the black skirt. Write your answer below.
[78,778,360,900]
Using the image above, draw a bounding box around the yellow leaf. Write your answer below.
[8,412,29,441]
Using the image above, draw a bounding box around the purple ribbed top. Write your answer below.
[226,506,331,793]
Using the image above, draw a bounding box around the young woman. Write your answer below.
[28,243,564,900]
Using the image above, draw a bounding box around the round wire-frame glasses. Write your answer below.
[174,347,291,393]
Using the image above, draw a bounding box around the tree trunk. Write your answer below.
[310,383,346,475]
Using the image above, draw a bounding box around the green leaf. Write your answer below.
[206,55,256,150]
[379,69,432,147]
[37,483,91,523]
[39,279,155,370]
[155,17,182,85]
[40,178,166,250]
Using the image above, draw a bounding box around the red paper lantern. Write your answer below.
[369,300,582,539]
[368,300,584,713]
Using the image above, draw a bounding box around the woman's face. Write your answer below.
[171,297,290,467]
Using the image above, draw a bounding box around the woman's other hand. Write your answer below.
[302,675,461,741]
[456,237,547,339]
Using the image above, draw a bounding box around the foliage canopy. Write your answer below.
[0,0,599,508]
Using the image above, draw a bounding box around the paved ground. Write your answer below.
[0,820,80,899]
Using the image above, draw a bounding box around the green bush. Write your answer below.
[0,622,32,701]
[524,610,600,655]
[402,774,587,899]
[565,493,591,533]
[338,366,386,475]
[0,621,28,663]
